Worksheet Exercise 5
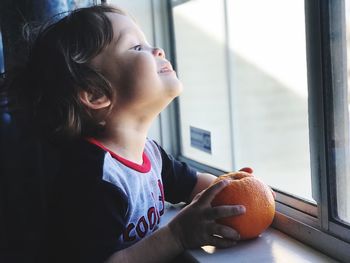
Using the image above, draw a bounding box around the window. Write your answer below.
[173,0,233,171]
[321,0,350,239]
[227,0,312,202]
[173,0,313,202]
[339,0,350,224]
[169,0,350,261]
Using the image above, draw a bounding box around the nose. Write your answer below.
[152,47,165,58]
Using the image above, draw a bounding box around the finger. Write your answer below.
[198,179,229,205]
[239,167,253,174]
[205,205,246,220]
[207,235,237,248]
[209,224,240,241]
[192,190,204,202]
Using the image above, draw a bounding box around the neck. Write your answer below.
[96,115,154,165]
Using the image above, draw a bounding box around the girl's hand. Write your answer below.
[168,180,245,249]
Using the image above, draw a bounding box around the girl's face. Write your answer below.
[90,12,183,117]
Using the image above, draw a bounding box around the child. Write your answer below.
[15,5,248,263]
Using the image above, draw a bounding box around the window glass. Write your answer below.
[173,0,234,171]
[174,0,314,202]
[227,0,312,201]
[173,0,313,201]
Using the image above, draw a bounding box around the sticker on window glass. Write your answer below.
[190,126,212,154]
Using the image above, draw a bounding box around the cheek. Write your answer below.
[132,55,183,100]
[117,57,155,99]
[99,60,121,87]
[134,54,157,79]
[125,55,158,89]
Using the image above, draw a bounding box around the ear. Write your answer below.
[79,91,111,110]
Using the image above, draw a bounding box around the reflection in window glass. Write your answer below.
[227,0,313,201]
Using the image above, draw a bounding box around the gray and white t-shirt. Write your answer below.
[47,138,197,263]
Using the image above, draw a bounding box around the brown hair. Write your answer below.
[12,5,126,140]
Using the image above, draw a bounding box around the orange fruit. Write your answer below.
[211,171,275,240]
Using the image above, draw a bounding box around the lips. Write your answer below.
[158,62,173,74]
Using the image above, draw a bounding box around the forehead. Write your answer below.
[106,12,145,41]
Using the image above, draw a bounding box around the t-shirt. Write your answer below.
[47,138,197,263]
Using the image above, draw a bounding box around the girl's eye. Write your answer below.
[132,45,142,51]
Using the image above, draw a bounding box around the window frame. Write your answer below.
[323,0,350,242]
[166,0,350,261]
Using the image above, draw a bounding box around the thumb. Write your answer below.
[239,167,253,174]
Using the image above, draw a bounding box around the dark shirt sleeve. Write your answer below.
[47,141,128,263]
[154,141,198,204]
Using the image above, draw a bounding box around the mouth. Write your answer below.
[158,62,174,74]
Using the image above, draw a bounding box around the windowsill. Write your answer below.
[162,203,338,263]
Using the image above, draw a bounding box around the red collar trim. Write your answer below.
[85,137,151,173]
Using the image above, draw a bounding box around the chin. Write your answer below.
[166,79,183,97]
